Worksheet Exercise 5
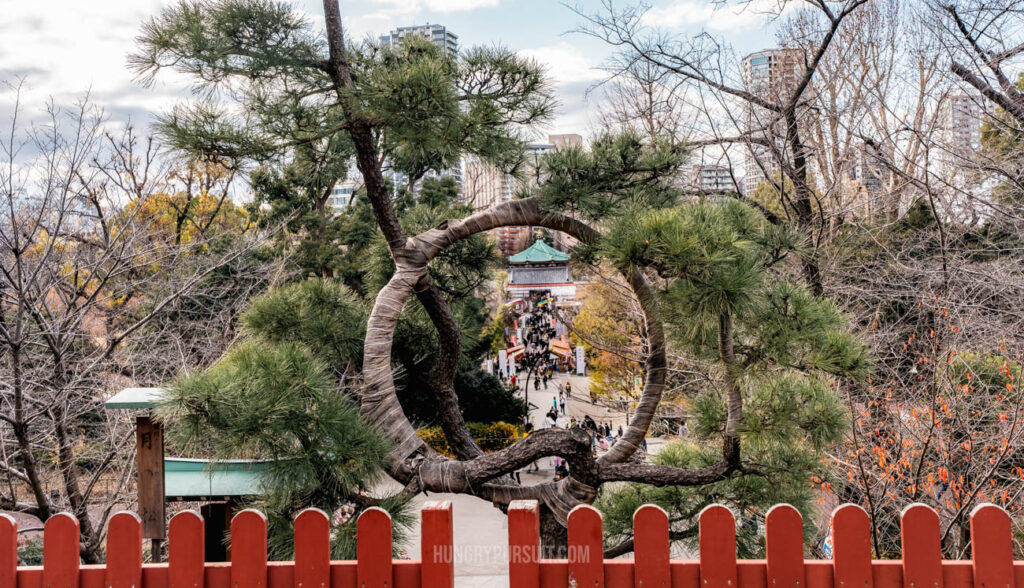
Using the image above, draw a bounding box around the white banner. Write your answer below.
[498,349,508,374]
[575,346,585,375]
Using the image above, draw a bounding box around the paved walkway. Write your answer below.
[393,371,674,587]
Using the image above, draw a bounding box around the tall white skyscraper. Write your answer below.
[379,24,458,56]
[378,24,463,193]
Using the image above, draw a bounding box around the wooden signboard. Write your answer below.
[136,416,165,540]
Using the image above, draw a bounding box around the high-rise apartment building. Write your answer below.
[462,135,581,257]
[740,48,804,194]
[379,24,458,56]
[378,24,463,195]
[939,92,983,172]
[686,164,738,193]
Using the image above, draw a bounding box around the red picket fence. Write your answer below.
[0,501,454,588]
[1,499,1019,588]
[508,500,1020,588]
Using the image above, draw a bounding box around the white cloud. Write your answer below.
[641,0,801,33]
[0,0,173,123]
[519,42,604,85]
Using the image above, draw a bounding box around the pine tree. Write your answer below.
[596,200,868,556]
[135,0,869,550]
[161,279,408,559]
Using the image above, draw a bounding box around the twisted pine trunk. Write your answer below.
[358,199,668,525]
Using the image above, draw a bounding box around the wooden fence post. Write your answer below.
[421,501,454,588]
[169,510,205,588]
[231,509,268,588]
[634,505,670,588]
[357,507,393,588]
[831,504,872,588]
[568,505,604,588]
[107,511,143,588]
[0,514,15,588]
[766,505,805,588]
[699,505,737,588]
[900,504,942,588]
[508,500,540,588]
[970,504,1014,588]
[295,508,330,588]
[43,513,80,588]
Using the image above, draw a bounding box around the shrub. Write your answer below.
[418,421,524,457]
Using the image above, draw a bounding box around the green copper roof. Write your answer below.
[104,387,165,410]
[164,458,269,499]
[508,240,570,264]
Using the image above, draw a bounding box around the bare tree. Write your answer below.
[576,0,871,295]
[0,86,269,561]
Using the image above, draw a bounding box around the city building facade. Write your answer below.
[379,24,458,56]
[462,135,582,257]
[740,48,804,194]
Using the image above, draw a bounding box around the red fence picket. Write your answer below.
[634,505,670,588]
[357,507,393,588]
[832,504,873,588]
[294,508,330,588]
[8,501,1024,588]
[970,504,1014,588]
[232,509,268,588]
[901,504,943,588]
[106,511,143,588]
[766,504,805,588]
[567,505,603,588]
[169,510,205,588]
[699,505,738,588]
[421,500,454,588]
[0,514,15,588]
[509,499,541,588]
[43,512,80,588]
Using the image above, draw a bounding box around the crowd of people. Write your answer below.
[496,291,637,482]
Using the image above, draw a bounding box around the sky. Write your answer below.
[0,0,785,142]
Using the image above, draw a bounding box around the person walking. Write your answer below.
[559,396,566,415]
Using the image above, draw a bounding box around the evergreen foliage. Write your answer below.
[159,280,409,559]
[596,199,869,555]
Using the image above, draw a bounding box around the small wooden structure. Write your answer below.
[104,387,269,562]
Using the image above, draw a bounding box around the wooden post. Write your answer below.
[508,500,540,588]
[137,415,166,558]
[42,513,80,588]
[295,508,331,588]
[169,510,205,588]
[421,501,455,588]
[201,502,231,562]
